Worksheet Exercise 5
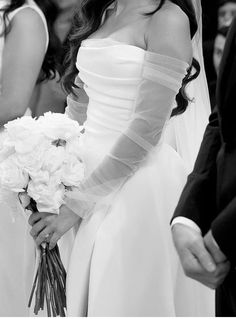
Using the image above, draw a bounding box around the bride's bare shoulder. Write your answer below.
[146,1,192,62]
[148,1,190,30]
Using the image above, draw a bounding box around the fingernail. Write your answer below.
[207,262,216,272]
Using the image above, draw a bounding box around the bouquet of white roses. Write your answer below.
[0,112,84,316]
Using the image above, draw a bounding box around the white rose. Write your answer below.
[30,170,50,185]
[4,117,43,154]
[16,140,51,174]
[30,170,61,189]
[65,137,83,159]
[0,146,15,163]
[42,145,66,173]
[27,180,65,214]
[0,129,15,163]
[61,154,85,187]
[0,156,29,192]
[38,112,82,141]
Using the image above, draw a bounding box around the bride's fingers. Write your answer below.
[30,219,48,238]
[28,212,54,226]
[35,227,53,246]
[28,212,42,226]
[49,232,61,250]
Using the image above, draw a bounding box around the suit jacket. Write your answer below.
[173,18,236,265]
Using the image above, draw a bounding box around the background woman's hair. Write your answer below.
[63,0,200,117]
[0,0,61,82]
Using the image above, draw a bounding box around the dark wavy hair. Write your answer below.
[0,0,61,82]
[63,0,200,117]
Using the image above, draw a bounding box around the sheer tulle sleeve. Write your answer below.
[65,75,89,125]
[64,52,189,218]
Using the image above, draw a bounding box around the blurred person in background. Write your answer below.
[213,26,230,76]
[218,0,236,27]
[209,26,230,108]
[32,0,80,117]
[54,0,79,43]
[203,0,236,107]
[0,0,61,316]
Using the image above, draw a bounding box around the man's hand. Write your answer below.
[204,230,228,264]
[172,223,230,289]
[29,205,80,249]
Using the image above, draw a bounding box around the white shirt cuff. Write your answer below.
[171,217,202,234]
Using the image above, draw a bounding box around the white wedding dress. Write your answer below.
[65,35,215,316]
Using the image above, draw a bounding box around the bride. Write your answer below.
[29,0,215,316]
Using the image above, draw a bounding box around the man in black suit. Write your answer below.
[172,18,236,316]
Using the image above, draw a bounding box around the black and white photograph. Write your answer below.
[0,0,236,317]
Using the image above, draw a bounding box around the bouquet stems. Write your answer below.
[28,243,67,317]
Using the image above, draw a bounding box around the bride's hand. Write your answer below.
[28,205,80,249]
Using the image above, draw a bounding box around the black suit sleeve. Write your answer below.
[211,197,236,264]
[172,108,221,235]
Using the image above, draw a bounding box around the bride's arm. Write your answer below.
[0,8,47,126]
[65,6,193,218]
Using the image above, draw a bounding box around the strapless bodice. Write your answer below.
[76,38,178,171]
[77,39,146,137]
[77,39,164,166]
